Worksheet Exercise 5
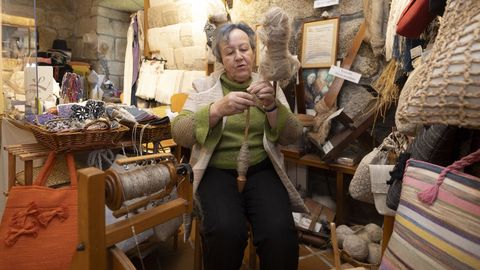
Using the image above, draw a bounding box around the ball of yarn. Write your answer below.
[336,225,354,248]
[367,243,382,264]
[355,228,372,243]
[343,234,369,261]
[365,223,383,243]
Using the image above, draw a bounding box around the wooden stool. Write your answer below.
[193,218,257,270]
[4,143,51,190]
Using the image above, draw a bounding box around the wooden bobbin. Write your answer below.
[105,169,124,211]
[104,160,179,212]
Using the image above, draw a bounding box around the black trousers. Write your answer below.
[197,159,299,270]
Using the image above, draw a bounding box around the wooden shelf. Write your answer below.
[282,148,357,175]
[281,147,357,225]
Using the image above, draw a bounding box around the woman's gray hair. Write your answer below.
[211,23,256,63]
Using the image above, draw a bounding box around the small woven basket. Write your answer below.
[29,120,129,153]
[340,249,380,269]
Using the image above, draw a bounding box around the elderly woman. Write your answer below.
[172,22,307,270]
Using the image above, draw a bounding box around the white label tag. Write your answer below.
[328,65,362,84]
[322,141,334,154]
[299,217,312,229]
[326,107,344,121]
[410,45,423,59]
[314,0,339,8]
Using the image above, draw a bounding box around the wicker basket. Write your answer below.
[29,120,130,153]
[340,249,380,270]
[123,121,172,143]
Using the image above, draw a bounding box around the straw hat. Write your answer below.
[398,0,480,128]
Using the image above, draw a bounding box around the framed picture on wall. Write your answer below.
[300,18,339,68]
[302,68,335,110]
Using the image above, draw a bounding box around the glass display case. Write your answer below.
[1,3,37,115]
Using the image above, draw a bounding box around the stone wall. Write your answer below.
[3,0,130,91]
[71,1,129,90]
[3,0,76,53]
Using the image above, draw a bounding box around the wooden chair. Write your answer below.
[169,92,257,269]
[71,153,193,270]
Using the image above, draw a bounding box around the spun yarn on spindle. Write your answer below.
[120,164,171,201]
[257,7,300,81]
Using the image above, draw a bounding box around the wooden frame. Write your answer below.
[71,154,193,270]
[300,18,339,68]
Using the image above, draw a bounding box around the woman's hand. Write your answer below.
[247,81,276,110]
[209,92,255,127]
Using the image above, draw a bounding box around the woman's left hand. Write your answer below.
[247,81,275,109]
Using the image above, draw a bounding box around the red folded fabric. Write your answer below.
[396,0,436,38]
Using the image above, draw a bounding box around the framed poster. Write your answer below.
[301,18,339,68]
[302,68,335,110]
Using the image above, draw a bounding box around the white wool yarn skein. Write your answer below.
[257,7,300,82]
[343,234,369,261]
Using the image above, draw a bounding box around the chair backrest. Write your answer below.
[170,93,188,113]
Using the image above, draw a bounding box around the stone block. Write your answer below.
[76,0,94,16]
[75,17,96,37]
[35,9,47,27]
[97,35,115,60]
[96,16,113,35]
[108,61,125,76]
[58,29,74,40]
[111,20,130,38]
[38,27,58,51]
[336,0,363,16]
[338,17,364,59]
[37,0,73,12]
[47,12,74,30]
[92,6,130,22]
[352,45,380,79]
[2,3,36,18]
[115,38,127,61]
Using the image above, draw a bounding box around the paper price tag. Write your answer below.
[328,65,362,84]
[322,141,333,154]
[314,0,339,8]
[410,45,423,59]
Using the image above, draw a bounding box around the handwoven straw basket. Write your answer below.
[399,0,480,128]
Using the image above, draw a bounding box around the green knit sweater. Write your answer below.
[178,74,290,169]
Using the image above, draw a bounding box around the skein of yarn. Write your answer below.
[257,7,300,82]
[105,163,174,210]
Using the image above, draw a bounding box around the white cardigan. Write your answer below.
[182,72,308,214]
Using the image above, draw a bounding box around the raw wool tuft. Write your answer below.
[307,99,336,145]
[257,7,300,81]
[343,234,369,261]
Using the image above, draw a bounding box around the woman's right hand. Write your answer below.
[209,92,255,127]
